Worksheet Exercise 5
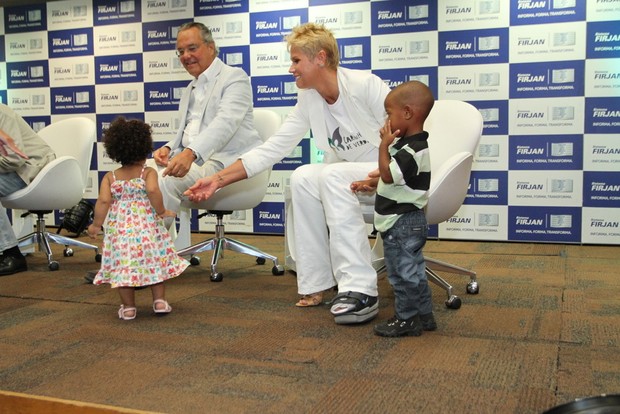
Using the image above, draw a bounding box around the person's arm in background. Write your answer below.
[0,129,28,159]
[0,113,28,173]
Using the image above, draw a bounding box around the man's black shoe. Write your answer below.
[374,315,423,337]
[0,254,27,276]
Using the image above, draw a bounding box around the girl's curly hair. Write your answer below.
[103,117,153,166]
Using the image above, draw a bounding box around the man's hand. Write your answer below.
[350,169,380,193]
[0,130,28,159]
[152,146,171,167]
[184,176,219,202]
[162,149,194,178]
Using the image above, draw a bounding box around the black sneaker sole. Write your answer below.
[374,327,423,337]
[333,302,379,325]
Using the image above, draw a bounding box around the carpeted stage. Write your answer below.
[0,232,618,413]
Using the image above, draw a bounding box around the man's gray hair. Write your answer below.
[178,22,219,56]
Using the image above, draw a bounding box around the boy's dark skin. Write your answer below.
[351,81,434,194]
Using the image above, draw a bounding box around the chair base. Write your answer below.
[425,256,478,310]
[17,215,100,271]
[176,216,284,282]
[371,255,478,310]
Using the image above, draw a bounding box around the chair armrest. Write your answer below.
[1,156,85,211]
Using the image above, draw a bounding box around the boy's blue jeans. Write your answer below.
[381,209,432,320]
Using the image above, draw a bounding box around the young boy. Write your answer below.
[351,80,436,337]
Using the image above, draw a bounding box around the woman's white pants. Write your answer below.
[289,162,378,297]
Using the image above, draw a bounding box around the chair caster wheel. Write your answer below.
[190,256,201,266]
[256,257,266,265]
[95,253,102,263]
[467,281,479,294]
[49,261,60,271]
[210,272,223,282]
[272,265,284,276]
[63,248,74,257]
[445,295,461,309]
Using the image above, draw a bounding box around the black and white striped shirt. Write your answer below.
[374,131,431,233]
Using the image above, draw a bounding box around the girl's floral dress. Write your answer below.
[93,167,189,288]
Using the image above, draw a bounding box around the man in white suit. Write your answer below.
[150,22,262,219]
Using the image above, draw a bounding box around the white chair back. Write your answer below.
[37,117,96,188]
[424,100,483,225]
[1,117,96,211]
[424,100,482,169]
[253,108,281,143]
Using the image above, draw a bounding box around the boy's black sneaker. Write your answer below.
[374,315,423,337]
[420,312,437,331]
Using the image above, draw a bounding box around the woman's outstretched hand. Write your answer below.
[350,169,380,193]
[184,176,219,202]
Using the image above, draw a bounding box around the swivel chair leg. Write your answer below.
[177,216,285,282]
[425,256,479,310]
[16,215,100,271]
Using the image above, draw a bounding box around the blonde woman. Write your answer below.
[185,23,390,325]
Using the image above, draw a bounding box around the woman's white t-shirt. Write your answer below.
[324,95,378,163]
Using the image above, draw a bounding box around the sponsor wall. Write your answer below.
[1,0,619,245]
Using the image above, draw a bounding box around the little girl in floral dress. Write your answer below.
[88,117,189,320]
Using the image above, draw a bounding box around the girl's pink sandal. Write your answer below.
[153,299,172,315]
[118,305,137,320]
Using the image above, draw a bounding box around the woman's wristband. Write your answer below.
[216,173,224,186]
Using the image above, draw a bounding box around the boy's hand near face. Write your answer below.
[379,119,399,148]
[378,120,399,184]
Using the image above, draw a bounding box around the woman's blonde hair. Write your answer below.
[285,23,339,70]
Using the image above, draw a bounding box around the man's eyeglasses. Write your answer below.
[176,43,203,57]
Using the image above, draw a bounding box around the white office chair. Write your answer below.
[369,100,483,309]
[1,117,100,271]
[176,109,285,282]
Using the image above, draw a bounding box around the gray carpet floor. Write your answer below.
[0,232,618,413]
